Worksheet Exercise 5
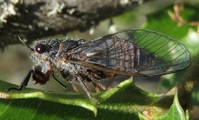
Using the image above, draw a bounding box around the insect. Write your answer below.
[8,29,191,99]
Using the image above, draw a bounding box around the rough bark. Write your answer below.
[0,0,146,50]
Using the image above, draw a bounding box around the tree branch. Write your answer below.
[0,0,146,50]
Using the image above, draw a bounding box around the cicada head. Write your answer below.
[29,40,59,66]
[28,39,81,72]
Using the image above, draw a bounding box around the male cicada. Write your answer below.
[8,29,191,98]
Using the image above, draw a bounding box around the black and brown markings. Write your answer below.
[8,29,191,99]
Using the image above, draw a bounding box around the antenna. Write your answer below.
[17,36,34,51]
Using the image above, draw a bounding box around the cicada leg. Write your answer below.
[72,83,79,92]
[82,71,108,91]
[76,75,100,103]
[76,75,93,98]
[7,69,34,91]
[93,83,100,92]
[52,73,67,89]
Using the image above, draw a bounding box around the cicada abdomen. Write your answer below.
[71,29,191,76]
[118,29,191,75]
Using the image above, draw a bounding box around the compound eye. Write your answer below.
[35,44,46,54]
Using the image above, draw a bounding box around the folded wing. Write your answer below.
[70,29,191,76]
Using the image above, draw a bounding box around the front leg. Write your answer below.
[7,66,51,91]
[32,66,51,85]
[7,69,34,91]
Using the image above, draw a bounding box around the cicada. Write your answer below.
[8,29,191,98]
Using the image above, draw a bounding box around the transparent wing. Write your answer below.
[70,29,191,76]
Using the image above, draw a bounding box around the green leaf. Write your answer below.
[138,92,186,120]
[0,78,134,116]
[0,81,98,115]
[156,92,186,120]
[0,78,164,119]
